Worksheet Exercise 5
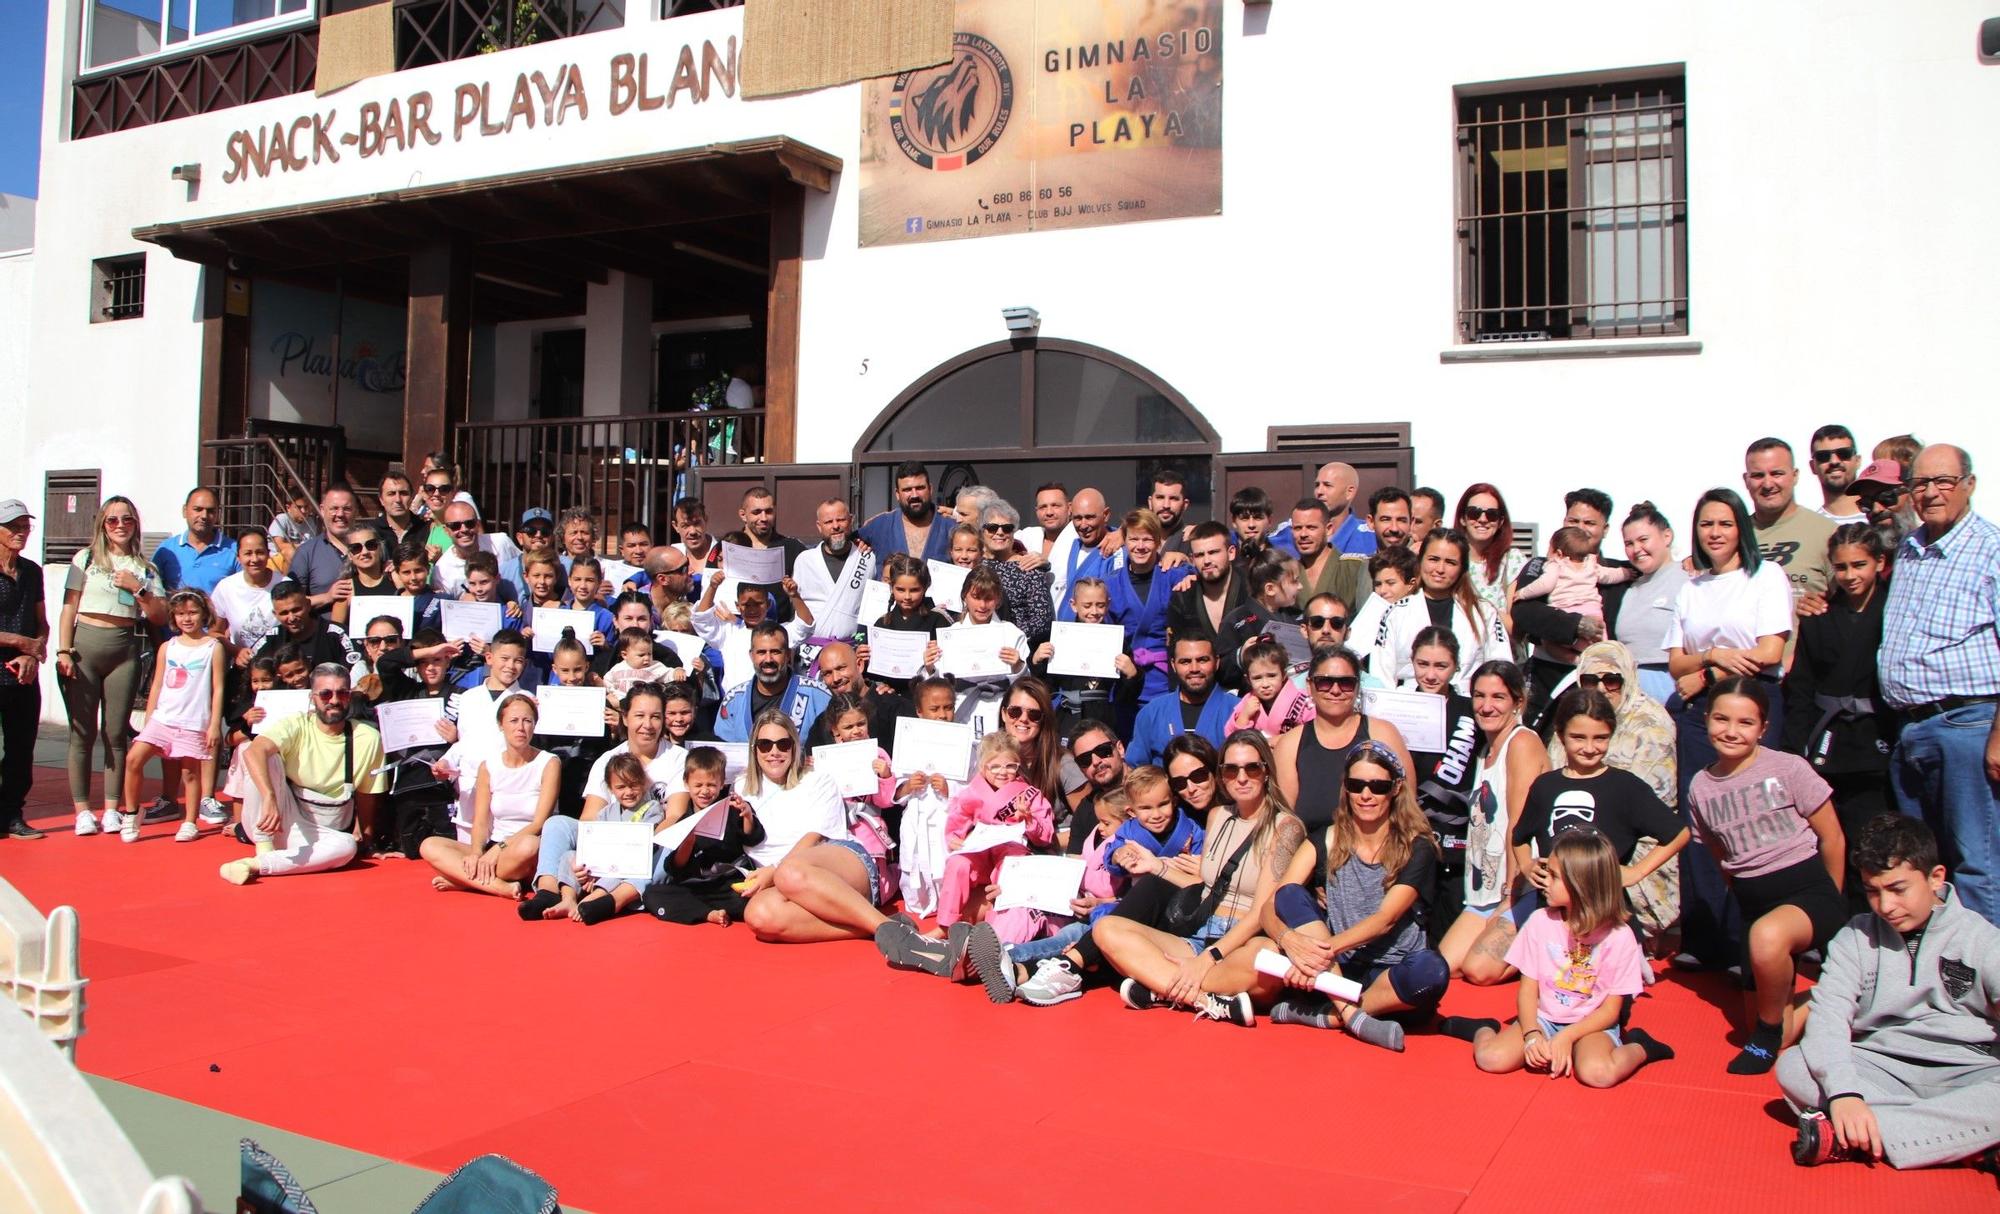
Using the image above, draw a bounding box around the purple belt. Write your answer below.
[1133,646,1169,674]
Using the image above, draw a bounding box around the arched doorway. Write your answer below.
[855,339,1220,517]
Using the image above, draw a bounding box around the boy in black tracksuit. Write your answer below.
[642,746,767,925]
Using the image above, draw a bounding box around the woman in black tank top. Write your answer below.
[1275,646,1413,833]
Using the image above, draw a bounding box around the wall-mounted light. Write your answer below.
[1982,17,2000,59]
[169,163,199,184]
[1001,306,1040,336]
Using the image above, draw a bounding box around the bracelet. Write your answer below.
[1521,1028,1544,1041]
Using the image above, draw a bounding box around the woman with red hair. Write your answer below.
[1454,484,1526,644]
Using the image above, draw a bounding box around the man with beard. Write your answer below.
[714,621,829,742]
[220,663,386,883]
[1166,521,1248,650]
[375,469,426,549]
[804,640,908,747]
[290,485,362,611]
[1847,460,1919,539]
[1149,467,1196,556]
[739,486,809,573]
[793,499,877,665]
[856,461,956,562]
[1745,437,1836,603]
[644,544,693,610]
[1271,461,1376,558]
[1290,499,1372,619]
[1511,487,1633,724]
[1366,487,1414,551]
[1126,635,1240,766]
[1061,722,1129,852]
[1808,424,1866,520]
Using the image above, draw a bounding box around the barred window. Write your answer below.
[1455,75,1686,343]
[92,254,145,323]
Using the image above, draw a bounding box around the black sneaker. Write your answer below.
[1119,979,1161,1011]
[1791,1110,1847,1167]
[6,821,45,840]
[874,919,965,979]
[1193,991,1256,1027]
[231,822,251,845]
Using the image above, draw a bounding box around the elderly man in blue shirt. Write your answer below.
[1879,443,2000,925]
[152,487,239,596]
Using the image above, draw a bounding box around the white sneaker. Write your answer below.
[1192,991,1256,1027]
[120,816,141,843]
[174,821,201,843]
[74,810,100,836]
[198,798,229,825]
[101,809,126,833]
[1018,958,1085,1007]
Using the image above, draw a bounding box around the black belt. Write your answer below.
[1904,694,2000,723]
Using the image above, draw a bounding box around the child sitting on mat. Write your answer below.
[1453,829,1673,1085]
[1780,816,2000,1170]
[643,746,766,926]
[937,731,1054,941]
[519,751,664,924]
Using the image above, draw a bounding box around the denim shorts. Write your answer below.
[1539,1013,1621,1047]
[1467,889,1541,926]
[1180,913,1236,954]
[825,838,888,907]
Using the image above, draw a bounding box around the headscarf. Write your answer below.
[1547,640,1678,806]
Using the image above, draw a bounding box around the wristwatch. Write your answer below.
[1205,946,1225,963]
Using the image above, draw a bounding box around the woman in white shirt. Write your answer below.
[1662,487,1794,971]
[420,692,557,898]
[210,528,280,664]
[738,709,899,945]
[1370,530,1512,693]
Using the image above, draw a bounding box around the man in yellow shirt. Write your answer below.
[221,663,387,884]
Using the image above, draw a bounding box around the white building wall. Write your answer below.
[20,0,2000,567]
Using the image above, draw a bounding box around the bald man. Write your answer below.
[1272,461,1377,560]
[803,640,910,748]
[1049,488,1116,619]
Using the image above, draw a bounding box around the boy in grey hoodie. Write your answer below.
[1779,815,2000,1169]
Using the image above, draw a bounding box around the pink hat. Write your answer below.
[1848,459,1906,494]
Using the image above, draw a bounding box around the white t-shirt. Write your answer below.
[432,533,521,598]
[580,742,689,810]
[210,571,278,651]
[738,770,846,868]
[1662,562,1794,672]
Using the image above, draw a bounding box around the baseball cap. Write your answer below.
[0,499,32,524]
[518,507,554,527]
[1848,460,1906,494]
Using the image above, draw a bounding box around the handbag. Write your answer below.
[1158,828,1259,936]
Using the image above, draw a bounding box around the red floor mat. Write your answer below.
[6,767,1996,1212]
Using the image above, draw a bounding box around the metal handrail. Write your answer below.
[201,437,322,539]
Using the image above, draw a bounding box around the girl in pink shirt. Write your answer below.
[1458,830,1671,1086]
[937,732,1054,940]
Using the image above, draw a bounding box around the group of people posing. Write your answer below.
[0,425,1995,1174]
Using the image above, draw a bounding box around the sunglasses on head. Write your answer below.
[1811,446,1856,464]
[754,736,795,754]
[1221,761,1268,780]
[314,689,353,702]
[1166,770,1213,793]
[1345,777,1395,796]
[1305,614,1347,630]
[1579,672,1625,692]
[1004,704,1044,724]
[1460,506,1504,524]
[1310,674,1360,693]
[1074,740,1118,763]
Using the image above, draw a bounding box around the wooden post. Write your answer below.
[404,240,471,466]
[763,182,803,465]
[195,268,250,477]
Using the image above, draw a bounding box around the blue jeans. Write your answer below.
[1011,920,1090,967]
[534,816,662,892]
[1892,702,2000,925]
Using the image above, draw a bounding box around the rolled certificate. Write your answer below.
[1254,949,1363,1004]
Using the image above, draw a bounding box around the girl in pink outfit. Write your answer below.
[937,732,1053,941]
[1229,638,1312,738]
[1511,527,1635,662]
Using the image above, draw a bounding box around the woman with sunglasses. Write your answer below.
[1088,730,1305,1025]
[1369,529,1511,695]
[56,496,166,837]
[740,709,901,945]
[1001,677,1088,815]
[977,501,1052,649]
[1273,645,1417,836]
[1453,484,1526,639]
[1438,659,1548,985]
[1247,740,1450,1051]
[329,523,394,632]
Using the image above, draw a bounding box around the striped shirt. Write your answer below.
[1878,510,2000,708]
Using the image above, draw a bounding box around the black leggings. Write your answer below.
[643,882,749,925]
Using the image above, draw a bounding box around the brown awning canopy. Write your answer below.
[135,136,839,270]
